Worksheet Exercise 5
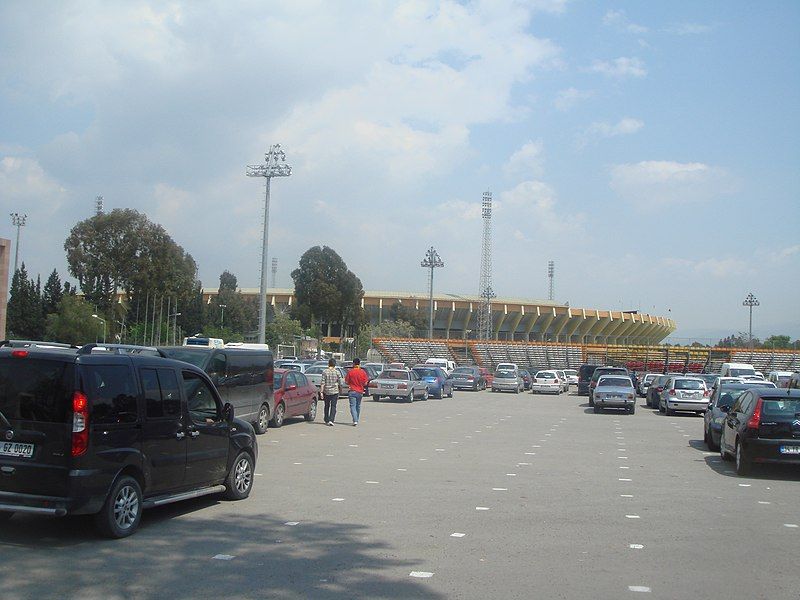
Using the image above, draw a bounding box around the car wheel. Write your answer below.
[629,404,635,415]
[735,440,752,476]
[254,403,269,434]
[304,399,317,422]
[659,401,665,413]
[373,394,381,402]
[703,426,709,446]
[224,451,254,500]
[707,431,719,452]
[271,402,285,428]
[593,405,601,414]
[422,389,429,401]
[94,475,142,539]
[448,386,453,398]
[407,392,414,403]
[720,436,732,461]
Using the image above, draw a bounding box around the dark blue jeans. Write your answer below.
[348,392,363,423]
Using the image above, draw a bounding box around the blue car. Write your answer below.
[412,366,453,399]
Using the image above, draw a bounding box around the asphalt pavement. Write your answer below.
[1,389,797,599]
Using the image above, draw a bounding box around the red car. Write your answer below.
[271,368,318,428]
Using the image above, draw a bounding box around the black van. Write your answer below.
[577,364,598,396]
[158,347,274,434]
[0,345,257,538]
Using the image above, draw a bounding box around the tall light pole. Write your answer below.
[742,293,760,349]
[247,144,292,344]
[9,213,27,274]
[91,314,106,344]
[219,304,227,329]
[421,246,444,339]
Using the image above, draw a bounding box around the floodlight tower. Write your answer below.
[742,292,760,349]
[476,191,495,340]
[271,257,278,288]
[421,246,444,339]
[9,213,27,274]
[247,144,292,344]
[95,195,104,216]
[548,260,555,301]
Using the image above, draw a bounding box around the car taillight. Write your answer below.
[11,350,28,358]
[397,383,408,390]
[669,389,676,395]
[71,391,89,457]
[467,376,474,381]
[703,389,711,397]
[627,394,634,400]
[746,398,763,430]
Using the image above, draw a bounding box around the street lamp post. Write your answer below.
[464,329,472,362]
[742,293,760,349]
[9,213,27,274]
[169,312,181,346]
[420,246,444,339]
[91,314,106,344]
[219,304,227,329]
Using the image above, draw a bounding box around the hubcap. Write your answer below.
[310,402,316,418]
[259,406,268,429]
[113,485,139,529]
[736,443,741,468]
[276,405,284,424]
[234,457,252,494]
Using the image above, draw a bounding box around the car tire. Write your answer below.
[224,451,254,500]
[707,431,719,452]
[94,475,143,539]
[407,392,414,403]
[448,386,453,398]
[629,405,635,415]
[373,394,381,402]
[659,401,665,413]
[593,405,601,414]
[304,399,317,422]
[254,403,269,434]
[271,402,285,428]
[735,440,752,476]
[422,389,429,401]
[720,437,732,461]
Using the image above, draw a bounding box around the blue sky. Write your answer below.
[0,1,798,343]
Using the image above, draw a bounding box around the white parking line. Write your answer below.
[285,522,300,526]
[620,494,634,498]
[619,478,632,482]
[525,452,536,455]
[738,484,751,487]
[629,544,644,549]
[397,468,407,471]
[625,515,640,519]
[365,481,380,484]
[758,501,771,505]
[628,585,651,593]
[409,572,435,578]
[475,506,490,511]
[492,488,508,491]
[212,554,235,560]
[331,498,345,502]
[784,524,798,528]
[450,532,466,538]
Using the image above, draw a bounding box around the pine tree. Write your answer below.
[43,269,64,316]
[7,263,44,339]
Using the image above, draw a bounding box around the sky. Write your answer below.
[0,0,798,344]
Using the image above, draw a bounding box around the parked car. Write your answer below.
[693,374,719,391]
[719,388,800,475]
[480,367,495,387]
[412,366,453,399]
[563,369,578,386]
[304,365,350,397]
[424,357,456,374]
[593,375,636,414]
[449,366,487,391]
[658,376,709,416]
[767,371,794,388]
[519,369,532,390]
[532,370,562,395]
[554,370,570,393]
[638,373,660,397]
[369,369,428,402]
[270,368,318,427]
[646,375,669,408]
[704,384,752,451]
[492,370,524,393]
[495,362,519,374]
[159,345,274,434]
[588,367,629,405]
[719,362,757,378]
[0,344,257,538]
[577,364,599,396]
[711,376,744,391]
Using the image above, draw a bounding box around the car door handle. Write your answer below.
[189,430,200,438]
[175,432,186,440]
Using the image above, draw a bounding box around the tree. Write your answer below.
[716,332,759,348]
[388,302,427,331]
[291,246,365,334]
[763,335,791,349]
[264,312,304,349]
[6,264,44,339]
[208,271,257,336]
[45,295,98,345]
[42,269,63,316]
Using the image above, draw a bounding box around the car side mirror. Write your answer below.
[719,405,730,413]
[223,403,234,423]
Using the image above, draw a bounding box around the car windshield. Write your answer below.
[563,370,577,376]
[381,370,409,380]
[413,368,438,378]
[675,379,704,390]
[643,374,658,383]
[453,367,473,374]
[599,377,631,388]
[729,368,755,377]
[496,371,515,379]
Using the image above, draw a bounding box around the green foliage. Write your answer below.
[208,271,257,336]
[42,269,63,316]
[7,264,44,339]
[373,319,415,338]
[45,295,98,345]
[291,246,365,330]
[388,302,427,330]
[716,332,758,348]
[264,312,304,349]
[763,335,792,349]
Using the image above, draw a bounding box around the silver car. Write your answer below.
[492,370,524,393]
[593,375,636,414]
[370,369,429,403]
[659,376,709,415]
[304,365,350,397]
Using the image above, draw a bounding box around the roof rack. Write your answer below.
[0,340,79,350]
[77,343,165,356]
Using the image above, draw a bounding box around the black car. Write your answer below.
[704,384,751,451]
[0,344,257,538]
[159,346,273,434]
[588,366,629,406]
[577,365,598,396]
[719,388,800,475]
[449,366,487,391]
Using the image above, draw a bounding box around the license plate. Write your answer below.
[383,384,394,389]
[779,446,800,454]
[0,441,34,458]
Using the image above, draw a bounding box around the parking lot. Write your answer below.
[1,389,797,600]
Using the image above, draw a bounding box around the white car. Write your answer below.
[659,376,710,415]
[767,370,794,388]
[532,370,562,394]
[563,369,578,386]
[554,370,570,393]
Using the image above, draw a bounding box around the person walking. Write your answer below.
[345,357,369,426]
[321,359,342,426]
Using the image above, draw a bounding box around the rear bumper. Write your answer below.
[532,384,560,393]
[745,439,800,465]
[666,399,708,412]
[452,380,478,389]
[595,397,634,408]
[0,468,110,516]
[577,384,590,395]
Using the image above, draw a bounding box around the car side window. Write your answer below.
[183,371,220,424]
[287,372,298,388]
[208,354,227,380]
[296,373,308,387]
[731,391,749,414]
[141,368,182,419]
[87,365,139,425]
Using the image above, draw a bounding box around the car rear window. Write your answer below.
[413,368,438,378]
[84,365,139,424]
[453,368,473,374]
[598,377,631,388]
[0,358,74,423]
[675,379,704,390]
[761,399,800,418]
[382,370,409,380]
[496,371,516,379]
[536,372,555,379]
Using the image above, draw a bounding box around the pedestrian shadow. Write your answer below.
[0,501,445,599]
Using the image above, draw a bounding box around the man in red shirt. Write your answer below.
[344,357,369,426]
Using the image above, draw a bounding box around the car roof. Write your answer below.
[757,389,800,399]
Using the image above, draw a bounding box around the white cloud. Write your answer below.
[0,155,67,214]
[665,23,713,35]
[553,87,593,111]
[602,9,648,34]
[503,140,544,178]
[577,117,643,147]
[662,256,752,279]
[498,180,584,237]
[589,57,647,78]
[610,160,735,208]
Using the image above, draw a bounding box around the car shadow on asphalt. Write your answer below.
[686,439,800,482]
[0,500,445,599]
